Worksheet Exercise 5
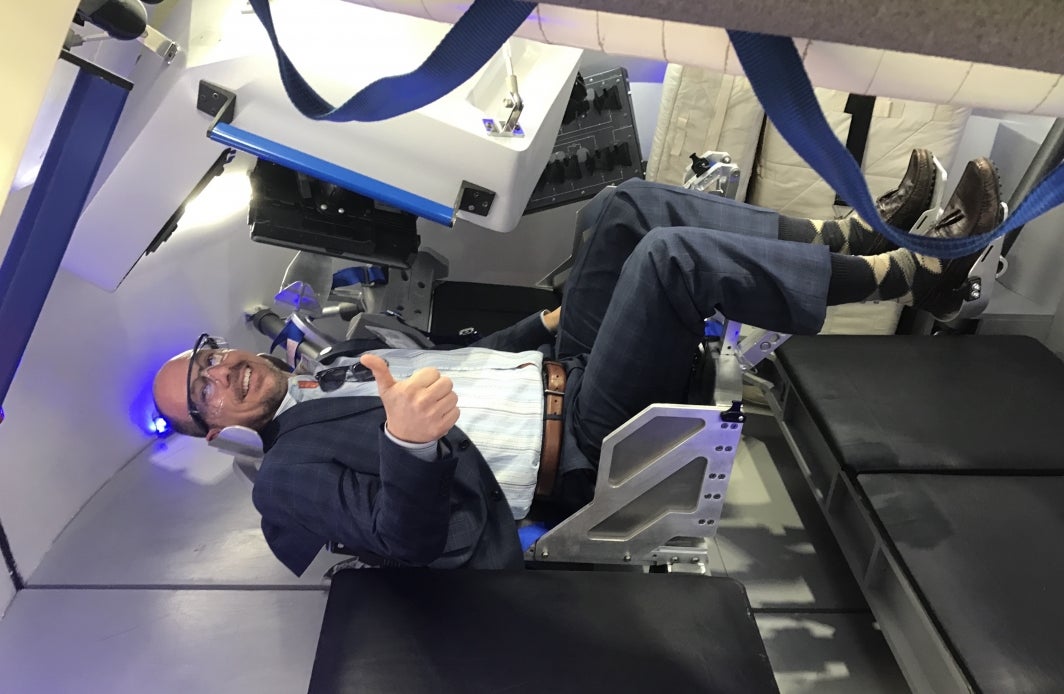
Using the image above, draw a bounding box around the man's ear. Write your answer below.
[205,427,223,442]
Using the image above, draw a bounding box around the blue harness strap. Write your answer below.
[728,30,1064,259]
[248,0,537,123]
[270,321,306,354]
[332,266,387,289]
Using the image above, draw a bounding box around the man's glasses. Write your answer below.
[186,333,229,434]
[315,360,384,393]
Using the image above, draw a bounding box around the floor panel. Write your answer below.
[0,589,327,694]
[757,612,911,693]
[30,437,338,587]
[6,414,910,692]
[717,417,865,609]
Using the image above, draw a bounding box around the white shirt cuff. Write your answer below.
[384,425,438,461]
[540,310,558,335]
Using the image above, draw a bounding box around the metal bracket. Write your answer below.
[737,327,792,371]
[950,201,1009,321]
[140,25,179,64]
[66,25,179,64]
[713,319,745,407]
[482,43,524,137]
[530,403,742,568]
[197,80,237,133]
[682,150,742,199]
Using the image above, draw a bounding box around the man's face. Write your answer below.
[153,345,289,439]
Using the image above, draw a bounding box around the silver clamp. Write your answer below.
[949,201,1008,321]
[682,150,741,198]
[482,43,524,137]
[909,156,1006,321]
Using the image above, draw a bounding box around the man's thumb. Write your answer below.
[360,353,396,391]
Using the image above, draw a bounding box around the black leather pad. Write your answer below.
[863,473,1064,694]
[777,335,1064,472]
[309,570,778,694]
[431,282,558,336]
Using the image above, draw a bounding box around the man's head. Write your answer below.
[152,334,289,439]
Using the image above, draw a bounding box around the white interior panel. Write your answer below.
[0,589,327,694]
[63,0,581,292]
[0,573,13,619]
[0,181,299,580]
[0,0,80,219]
[30,438,340,587]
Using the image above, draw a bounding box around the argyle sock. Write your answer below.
[778,213,891,256]
[826,247,945,306]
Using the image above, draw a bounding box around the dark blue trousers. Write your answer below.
[557,179,832,466]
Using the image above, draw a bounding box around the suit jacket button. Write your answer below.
[458,439,471,450]
[491,490,503,500]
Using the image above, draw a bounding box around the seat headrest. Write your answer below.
[208,425,264,462]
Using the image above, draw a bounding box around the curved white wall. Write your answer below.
[0,171,300,583]
[0,0,79,220]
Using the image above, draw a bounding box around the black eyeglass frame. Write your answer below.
[186,333,228,434]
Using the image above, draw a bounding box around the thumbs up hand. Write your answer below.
[360,354,460,444]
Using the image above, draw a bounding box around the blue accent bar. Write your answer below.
[0,69,129,413]
[210,122,455,227]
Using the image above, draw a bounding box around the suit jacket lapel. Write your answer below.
[261,396,384,451]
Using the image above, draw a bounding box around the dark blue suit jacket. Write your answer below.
[252,313,554,575]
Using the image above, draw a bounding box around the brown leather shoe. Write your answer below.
[855,148,935,255]
[877,149,935,230]
[911,157,1002,319]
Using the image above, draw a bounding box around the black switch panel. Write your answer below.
[525,67,644,214]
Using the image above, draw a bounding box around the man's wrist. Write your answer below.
[384,423,439,460]
[540,308,560,335]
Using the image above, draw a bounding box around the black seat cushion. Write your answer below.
[431,281,559,336]
[777,335,1064,472]
[309,570,778,694]
[863,473,1064,694]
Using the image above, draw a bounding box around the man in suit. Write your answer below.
[152,156,1001,575]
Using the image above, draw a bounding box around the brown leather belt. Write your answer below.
[536,360,566,498]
